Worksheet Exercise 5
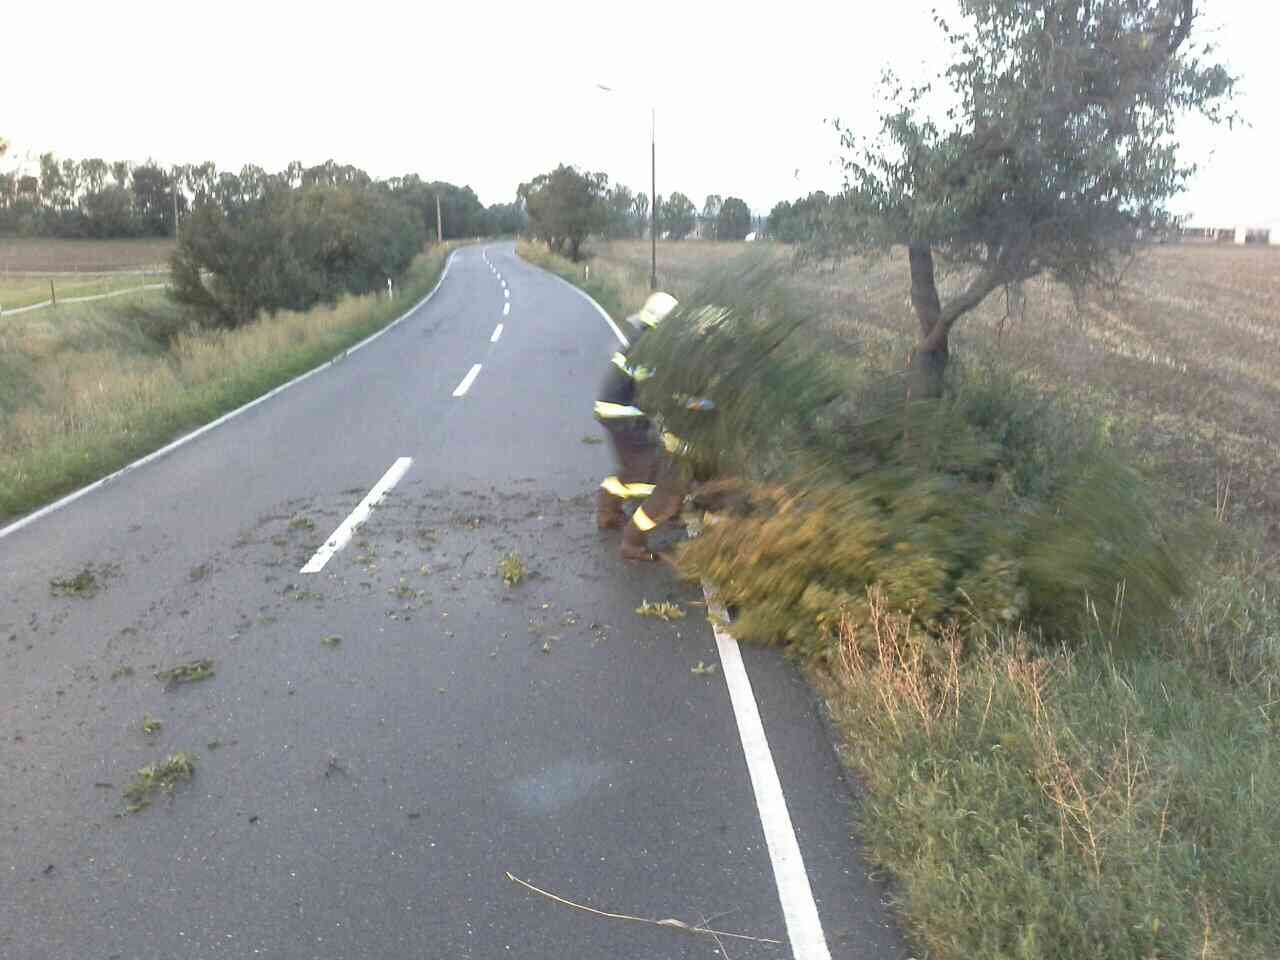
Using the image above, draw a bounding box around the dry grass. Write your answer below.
[0,236,175,272]
[0,243,455,522]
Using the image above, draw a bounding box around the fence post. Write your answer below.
[50,279,56,307]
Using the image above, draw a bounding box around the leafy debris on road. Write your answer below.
[691,661,718,676]
[288,514,316,532]
[498,552,528,587]
[121,752,196,814]
[109,665,135,680]
[141,713,163,735]
[636,600,685,621]
[580,435,604,445]
[321,634,342,647]
[50,563,118,598]
[188,563,210,582]
[155,658,215,689]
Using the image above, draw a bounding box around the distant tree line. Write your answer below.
[767,191,831,244]
[520,164,755,260]
[0,150,526,242]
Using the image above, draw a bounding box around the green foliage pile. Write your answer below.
[633,259,1191,655]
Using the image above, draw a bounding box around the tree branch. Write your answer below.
[921,268,1002,350]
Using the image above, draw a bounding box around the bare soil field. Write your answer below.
[0,237,175,273]
[593,240,1280,542]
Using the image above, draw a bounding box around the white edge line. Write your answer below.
[299,457,413,573]
[0,250,458,542]
[503,302,510,317]
[703,587,832,960]
[534,263,629,347]
[531,250,827,956]
[452,363,483,397]
[490,323,503,343]
[529,249,829,960]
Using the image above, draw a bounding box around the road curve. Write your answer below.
[1,244,905,960]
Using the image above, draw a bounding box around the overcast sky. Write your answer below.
[4,0,1276,224]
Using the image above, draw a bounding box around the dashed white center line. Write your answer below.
[452,363,483,397]
[490,323,504,343]
[502,302,510,316]
[504,289,510,300]
[300,457,413,574]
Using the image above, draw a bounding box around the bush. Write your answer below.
[170,182,426,328]
[634,261,1195,655]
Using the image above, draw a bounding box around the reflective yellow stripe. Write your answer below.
[594,401,646,419]
[611,352,653,382]
[600,476,656,499]
[633,506,658,532]
[661,431,688,455]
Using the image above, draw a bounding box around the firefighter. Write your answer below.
[593,292,680,560]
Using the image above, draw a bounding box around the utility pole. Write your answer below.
[436,193,443,244]
[650,106,657,290]
[172,170,180,238]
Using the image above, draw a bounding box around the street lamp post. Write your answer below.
[597,84,658,290]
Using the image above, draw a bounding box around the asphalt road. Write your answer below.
[1,244,906,960]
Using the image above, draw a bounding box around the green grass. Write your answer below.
[0,272,166,311]
[515,240,648,326]
[0,243,457,524]
[533,240,1280,960]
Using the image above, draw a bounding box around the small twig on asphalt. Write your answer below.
[505,871,782,945]
[699,911,733,960]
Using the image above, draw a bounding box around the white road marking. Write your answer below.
[0,252,459,543]
[490,323,503,343]
[703,590,833,960]
[452,363,483,397]
[300,457,413,574]
[539,263,830,957]
[503,289,510,300]
[503,302,510,317]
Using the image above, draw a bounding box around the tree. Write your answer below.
[662,192,696,240]
[518,164,606,260]
[825,0,1232,395]
[633,192,649,236]
[702,194,723,239]
[606,184,637,238]
[716,196,751,241]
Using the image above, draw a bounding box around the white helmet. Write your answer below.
[629,291,678,330]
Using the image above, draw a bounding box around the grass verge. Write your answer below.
[525,240,1280,959]
[0,242,458,524]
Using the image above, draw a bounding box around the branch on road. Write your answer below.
[505,871,784,946]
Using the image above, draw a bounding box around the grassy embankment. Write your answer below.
[0,242,456,523]
[519,238,1280,960]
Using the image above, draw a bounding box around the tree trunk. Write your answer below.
[908,244,948,398]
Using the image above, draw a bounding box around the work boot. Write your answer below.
[596,489,626,530]
[620,523,659,562]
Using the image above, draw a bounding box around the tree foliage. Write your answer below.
[519,164,608,260]
[0,149,513,242]
[716,196,752,241]
[769,191,831,243]
[823,0,1233,393]
[171,178,425,328]
[662,191,697,240]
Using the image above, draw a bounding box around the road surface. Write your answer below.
[1,244,906,960]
